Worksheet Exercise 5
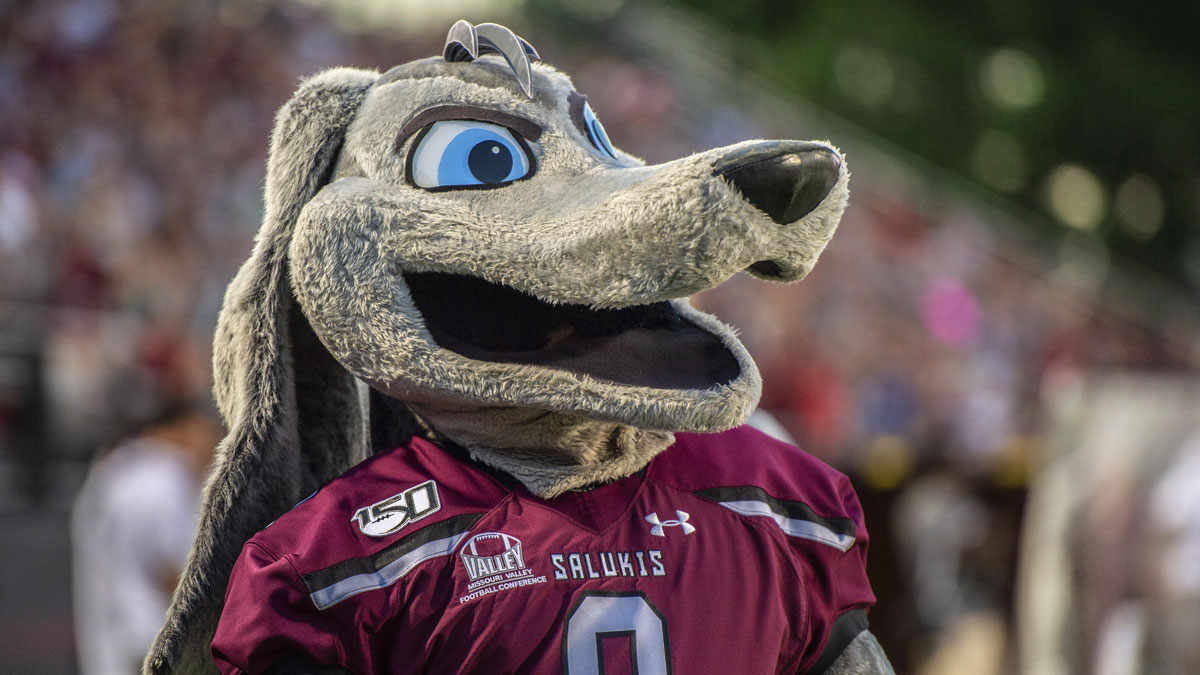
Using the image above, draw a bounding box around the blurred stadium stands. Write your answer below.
[0,1,1196,673]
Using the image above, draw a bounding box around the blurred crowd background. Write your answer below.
[0,1,1197,674]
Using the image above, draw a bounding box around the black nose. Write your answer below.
[714,142,842,225]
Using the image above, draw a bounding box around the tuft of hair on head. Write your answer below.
[443,19,541,98]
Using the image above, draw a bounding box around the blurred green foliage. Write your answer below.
[672,0,1200,288]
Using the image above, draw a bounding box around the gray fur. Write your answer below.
[294,58,844,434]
[148,40,851,674]
[145,68,377,675]
[825,631,896,675]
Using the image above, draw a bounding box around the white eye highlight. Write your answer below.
[582,103,618,160]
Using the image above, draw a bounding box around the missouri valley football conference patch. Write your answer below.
[457,532,548,604]
[352,480,441,537]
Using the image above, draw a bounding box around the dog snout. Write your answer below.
[714,141,842,225]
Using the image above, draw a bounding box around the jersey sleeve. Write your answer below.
[790,475,876,674]
[211,541,345,675]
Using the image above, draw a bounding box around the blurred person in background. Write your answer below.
[1132,431,1200,675]
[1065,426,1200,675]
[70,397,221,675]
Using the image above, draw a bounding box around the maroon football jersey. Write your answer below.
[212,426,876,674]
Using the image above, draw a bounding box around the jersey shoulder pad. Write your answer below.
[248,436,507,571]
[655,425,862,552]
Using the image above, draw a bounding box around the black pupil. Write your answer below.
[468,140,514,183]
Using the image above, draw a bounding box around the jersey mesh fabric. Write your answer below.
[212,426,875,674]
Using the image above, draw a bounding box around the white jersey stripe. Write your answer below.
[718,500,856,552]
[309,531,469,610]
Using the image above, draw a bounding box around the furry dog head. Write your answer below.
[147,21,848,674]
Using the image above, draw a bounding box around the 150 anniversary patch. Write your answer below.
[352,480,441,537]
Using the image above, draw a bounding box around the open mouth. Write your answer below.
[404,272,740,390]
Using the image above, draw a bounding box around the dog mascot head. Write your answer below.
[146,21,848,674]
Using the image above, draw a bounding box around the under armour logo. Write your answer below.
[645,510,696,537]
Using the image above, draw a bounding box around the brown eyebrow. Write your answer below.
[567,91,589,140]
[394,105,543,154]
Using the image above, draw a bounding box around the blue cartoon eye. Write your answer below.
[582,102,618,160]
[409,120,533,189]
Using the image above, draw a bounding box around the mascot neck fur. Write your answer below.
[410,400,674,497]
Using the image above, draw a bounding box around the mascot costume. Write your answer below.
[145,21,893,675]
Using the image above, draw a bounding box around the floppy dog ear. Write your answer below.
[145,68,378,675]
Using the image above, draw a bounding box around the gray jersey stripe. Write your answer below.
[303,512,485,592]
[309,531,469,610]
[693,485,857,537]
[718,500,856,552]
